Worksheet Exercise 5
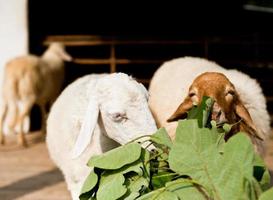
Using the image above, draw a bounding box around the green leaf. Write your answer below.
[165,179,208,200]
[79,193,94,200]
[136,189,179,200]
[210,121,226,152]
[210,120,217,128]
[114,148,150,177]
[222,134,262,199]
[211,163,246,200]
[123,175,149,200]
[174,119,218,147]
[113,158,144,176]
[187,96,214,127]
[141,148,150,178]
[96,173,127,200]
[259,187,273,200]
[253,153,271,190]
[169,120,219,176]
[253,153,266,168]
[152,171,176,190]
[93,149,150,200]
[169,120,261,200]
[124,192,139,200]
[223,123,232,133]
[153,191,179,200]
[260,170,271,191]
[79,171,98,199]
[88,143,142,170]
[150,128,173,149]
[136,189,163,200]
[140,149,151,178]
[223,133,254,179]
[210,134,262,200]
[209,134,261,200]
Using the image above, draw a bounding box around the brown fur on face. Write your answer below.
[167,72,264,141]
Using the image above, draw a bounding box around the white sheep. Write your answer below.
[46,73,157,200]
[0,42,72,146]
[149,56,271,155]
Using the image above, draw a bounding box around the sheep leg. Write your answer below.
[0,102,7,145]
[3,99,18,133]
[0,132,4,145]
[17,99,34,147]
[0,99,18,144]
[40,104,47,135]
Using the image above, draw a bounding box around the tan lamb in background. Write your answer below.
[0,42,72,146]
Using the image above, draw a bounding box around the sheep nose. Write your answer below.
[211,102,221,121]
[211,102,227,124]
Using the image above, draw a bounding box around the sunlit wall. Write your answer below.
[0,0,28,96]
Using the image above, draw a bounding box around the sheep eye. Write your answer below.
[189,92,196,97]
[110,112,127,122]
[226,90,235,96]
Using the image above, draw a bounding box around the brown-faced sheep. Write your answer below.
[149,56,271,156]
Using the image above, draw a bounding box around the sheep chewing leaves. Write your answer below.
[80,97,273,200]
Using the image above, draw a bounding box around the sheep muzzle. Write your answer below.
[211,101,227,125]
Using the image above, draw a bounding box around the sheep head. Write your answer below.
[72,73,157,158]
[167,72,264,141]
[45,42,72,62]
[97,73,157,144]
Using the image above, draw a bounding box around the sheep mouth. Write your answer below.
[210,103,227,125]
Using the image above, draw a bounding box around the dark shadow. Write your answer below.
[0,168,66,200]
[30,104,42,132]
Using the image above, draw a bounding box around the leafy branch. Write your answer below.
[79,97,272,200]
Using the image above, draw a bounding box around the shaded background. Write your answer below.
[28,0,273,125]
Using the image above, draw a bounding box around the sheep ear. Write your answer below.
[71,97,99,159]
[167,97,193,122]
[59,50,72,62]
[137,83,149,100]
[235,100,264,140]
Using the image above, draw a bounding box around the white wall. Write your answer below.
[0,0,28,95]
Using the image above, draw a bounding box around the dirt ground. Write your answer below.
[0,130,273,200]
[0,132,70,200]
